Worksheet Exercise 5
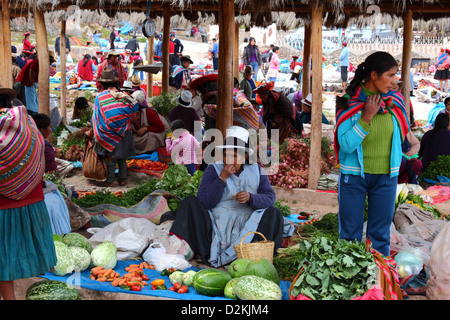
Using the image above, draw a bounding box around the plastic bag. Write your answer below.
[142,242,191,271]
[426,221,450,299]
[89,217,156,260]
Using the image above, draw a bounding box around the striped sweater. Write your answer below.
[92,90,139,152]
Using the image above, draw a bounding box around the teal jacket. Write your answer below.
[337,109,403,178]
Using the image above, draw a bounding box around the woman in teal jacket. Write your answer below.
[334,52,410,256]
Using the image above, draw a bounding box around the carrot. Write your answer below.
[111,278,120,287]
[103,268,113,277]
[96,277,107,282]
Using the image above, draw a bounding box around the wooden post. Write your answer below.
[216,0,235,136]
[234,23,240,79]
[146,36,154,98]
[401,9,413,120]
[34,7,50,116]
[1,0,12,89]
[60,19,67,123]
[307,4,323,189]
[302,23,312,97]
[162,6,170,93]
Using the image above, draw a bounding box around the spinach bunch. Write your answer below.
[418,155,450,184]
[291,237,378,300]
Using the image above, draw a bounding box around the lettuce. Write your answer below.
[90,241,117,269]
[69,246,91,272]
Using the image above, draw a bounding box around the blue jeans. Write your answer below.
[338,173,398,256]
[184,164,196,176]
[250,61,259,81]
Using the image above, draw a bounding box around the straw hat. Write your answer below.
[130,74,142,87]
[107,50,120,59]
[241,65,255,75]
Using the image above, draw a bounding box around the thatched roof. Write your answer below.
[5,0,450,30]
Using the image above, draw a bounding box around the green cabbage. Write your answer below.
[182,270,197,286]
[69,246,91,272]
[53,241,75,276]
[90,241,117,269]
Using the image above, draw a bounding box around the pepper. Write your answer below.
[161,269,168,276]
[156,284,167,290]
[120,284,131,291]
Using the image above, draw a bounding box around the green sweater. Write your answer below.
[359,85,394,174]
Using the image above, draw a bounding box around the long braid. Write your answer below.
[336,62,369,111]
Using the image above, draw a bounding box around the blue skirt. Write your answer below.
[0,201,57,281]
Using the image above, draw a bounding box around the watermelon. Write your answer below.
[63,232,93,253]
[244,258,280,285]
[228,259,250,278]
[26,280,81,300]
[224,278,239,300]
[193,269,232,296]
[234,275,282,300]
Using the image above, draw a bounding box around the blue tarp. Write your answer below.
[41,259,292,300]
[119,22,134,35]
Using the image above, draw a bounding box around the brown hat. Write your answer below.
[97,66,119,83]
[180,55,193,64]
[241,65,255,75]
[0,87,17,99]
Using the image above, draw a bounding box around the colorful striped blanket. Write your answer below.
[334,87,409,162]
[92,90,139,152]
[0,106,45,200]
[435,52,450,69]
[203,91,260,130]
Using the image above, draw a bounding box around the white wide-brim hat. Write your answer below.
[176,90,193,108]
[301,92,312,107]
[216,126,254,156]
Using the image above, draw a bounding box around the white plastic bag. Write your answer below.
[143,242,191,271]
[426,221,450,300]
[89,217,156,260]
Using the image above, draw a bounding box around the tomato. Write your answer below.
[168,286,176,292]
[141,274,149,281]
[177,285,188,294]
[173,282,182,290]
[131,285,142,291]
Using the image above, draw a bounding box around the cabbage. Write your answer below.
[90,241,117,269]
[69,246,91,272]
[169,271,185,284]
[53,241,75,276]
[182,270,197,286]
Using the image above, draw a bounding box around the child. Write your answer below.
[165,119,201,175]
[32,113,74,175]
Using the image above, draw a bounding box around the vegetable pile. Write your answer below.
[267,137,337,188]
[418,155,450,184]
[289,237,378,300]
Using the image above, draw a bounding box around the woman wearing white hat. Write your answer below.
[167,90,200,135]
[298,93,330,125]
[165,126,294,267]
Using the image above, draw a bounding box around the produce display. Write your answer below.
[53,241,75,276]
[68,246,91,272]
[26,280,81,300]
[267,137,337,189]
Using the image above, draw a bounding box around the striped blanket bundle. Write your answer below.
[0,106,45,200]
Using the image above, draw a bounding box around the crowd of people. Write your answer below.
[2,27,450,300]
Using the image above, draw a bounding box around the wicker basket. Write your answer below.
[233,231,274,262]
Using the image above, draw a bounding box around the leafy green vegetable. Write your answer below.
[274,200,291,217]
[418,155,450,184]
[290,237,377,300]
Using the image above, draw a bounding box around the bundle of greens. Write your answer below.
[418,155,450,184]
[290,237,378,300]
[156,165,203,211]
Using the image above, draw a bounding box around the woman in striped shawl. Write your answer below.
[334,51,410,256]
[92,67,141,186]
[433,48,450,92]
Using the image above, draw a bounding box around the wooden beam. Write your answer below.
[216,0,235,136]
[146,36,154,98]
[60,19,67,123]
[302,23,311,97]
[401,8,413,121]
[234,23,239,79]
[34,7,50,116]
[162,6,170,93]
[1,0,12,89]
[307,4,323,190]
